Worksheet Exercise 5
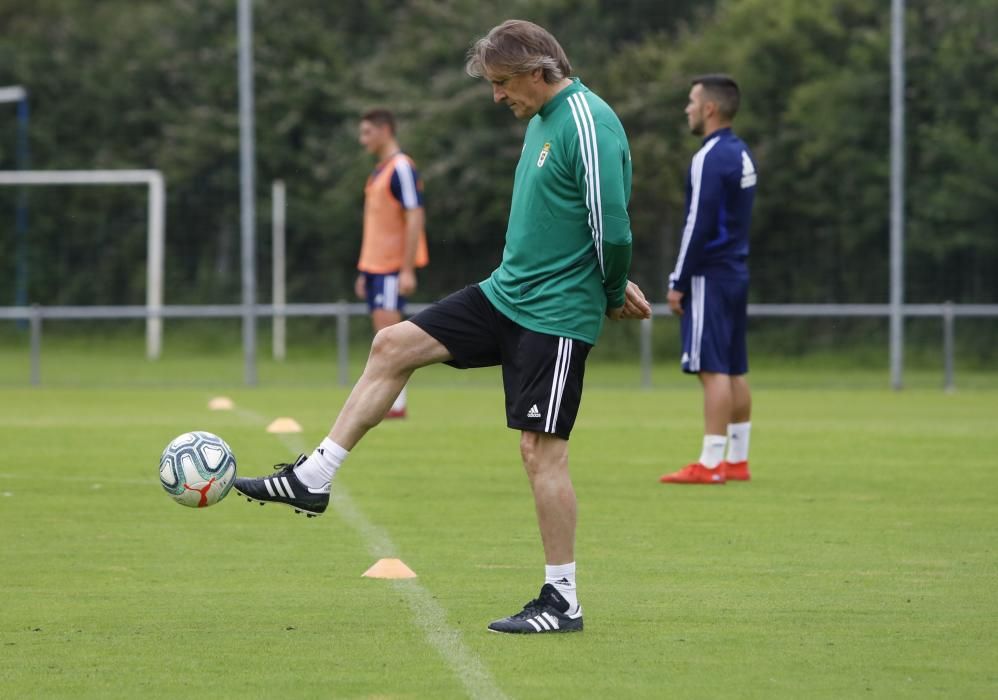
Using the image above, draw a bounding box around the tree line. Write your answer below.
[0,0,994,312]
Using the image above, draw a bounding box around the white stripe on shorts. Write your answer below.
[544,338,573,434]
[383,275,398,311]
[690,276,705,372]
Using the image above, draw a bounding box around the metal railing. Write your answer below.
[3,302,996,390]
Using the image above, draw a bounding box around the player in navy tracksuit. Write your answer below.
[661,74,758,485]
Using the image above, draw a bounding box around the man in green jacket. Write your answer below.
[234,19,651,634]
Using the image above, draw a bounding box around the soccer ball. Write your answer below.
[159,431,237,508]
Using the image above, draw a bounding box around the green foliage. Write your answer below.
[905,1,998,301]
[0,0,994,314]
[611,0,998,304]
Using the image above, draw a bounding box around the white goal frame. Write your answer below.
[0,169,165,358]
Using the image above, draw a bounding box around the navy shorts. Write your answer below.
[408,285,592,439]
[362,272,405,313]
[680,275,749,375]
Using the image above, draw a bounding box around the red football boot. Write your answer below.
[659,463,726,484]
[721,460,751,481]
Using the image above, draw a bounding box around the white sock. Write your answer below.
[293,437,348,493]
[545,562,579,614]
[699,435,727,469]
[726,421,751,463]
[391,385,407,413]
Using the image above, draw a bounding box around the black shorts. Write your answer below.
[408,285,592,439]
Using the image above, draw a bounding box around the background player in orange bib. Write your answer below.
[355,109,429,418]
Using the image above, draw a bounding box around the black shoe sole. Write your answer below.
[486,625,583,634]
[232,486,325,517]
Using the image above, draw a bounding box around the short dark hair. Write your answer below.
[360,108,396,135]
[691,74,740,120]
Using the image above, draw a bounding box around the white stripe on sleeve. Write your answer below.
[393,157,420,209]
[672,137,721,283]
[567,93,605,276]
[575,95,604,267]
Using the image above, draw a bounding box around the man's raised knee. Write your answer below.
[369,324,407,366]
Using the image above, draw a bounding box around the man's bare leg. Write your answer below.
[700,371,733,436]
[725,374,753,478]
[521,431,575,565]
[660,372,731,482]
[731,374,751,423]
[329,320,450,450]
[233,320,452,505]
[519,431,582,616]
[371,309,409,416]
[370,309,402,333]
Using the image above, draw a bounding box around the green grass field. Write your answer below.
[2,351,997,698]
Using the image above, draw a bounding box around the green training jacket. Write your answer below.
[479,78,633,345]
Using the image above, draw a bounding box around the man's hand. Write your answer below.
[399,268,417,296]
[667,288,684,316]
[354,274,366,300]
[607,280,652,320]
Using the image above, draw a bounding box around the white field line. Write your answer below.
[235,408,509,700]
[0,473,157,486]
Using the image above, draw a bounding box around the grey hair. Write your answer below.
[466,19,572,84]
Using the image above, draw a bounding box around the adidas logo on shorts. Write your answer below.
[527,404,542,419]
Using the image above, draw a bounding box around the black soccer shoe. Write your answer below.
[487,584,584,634]
[232,454,328,517]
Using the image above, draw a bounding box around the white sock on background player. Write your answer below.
[546,562,579,614]
[391,385,407,413]
[293,436,348,493]
[726,422,751,463]
[699,435,727,469]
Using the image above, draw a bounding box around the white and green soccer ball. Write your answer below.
[159,431,237,508]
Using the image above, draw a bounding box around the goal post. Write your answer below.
[0,169,166,358]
